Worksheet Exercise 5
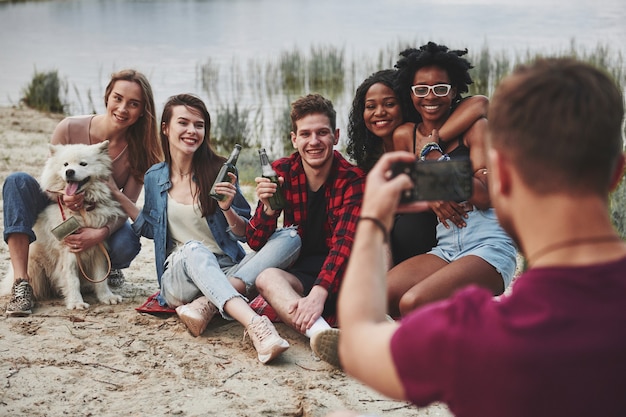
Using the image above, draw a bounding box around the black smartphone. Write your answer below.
[391,158,473,203]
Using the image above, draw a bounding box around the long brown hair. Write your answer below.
[160,94,226,216]
[104,69,164,183]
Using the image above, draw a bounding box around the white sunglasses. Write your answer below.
[410,84,452,97]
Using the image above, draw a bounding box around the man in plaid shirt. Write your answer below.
[248,94,365,352]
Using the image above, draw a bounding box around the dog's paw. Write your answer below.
[66,300,90,310]
[99,293,123,305]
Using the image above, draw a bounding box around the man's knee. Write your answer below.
[255,268,283,293]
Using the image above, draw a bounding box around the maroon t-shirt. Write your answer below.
[391,256,626,417]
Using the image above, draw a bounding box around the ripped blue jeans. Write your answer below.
[160,227,300,320]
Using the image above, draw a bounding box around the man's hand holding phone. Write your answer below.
[360,152,430,227]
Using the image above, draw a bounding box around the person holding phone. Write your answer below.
[320,57,626,417]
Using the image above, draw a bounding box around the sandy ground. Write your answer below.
[0,106,453,417]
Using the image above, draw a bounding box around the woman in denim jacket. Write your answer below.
[113,94,300,364]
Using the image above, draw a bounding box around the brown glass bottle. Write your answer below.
[210,144,242,201]
[258,148,286,210]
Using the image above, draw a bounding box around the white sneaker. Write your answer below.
[175,296,217,337]
[310,328,341,368]
[245,315,289,364]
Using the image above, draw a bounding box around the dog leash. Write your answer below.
[56,195,112,284]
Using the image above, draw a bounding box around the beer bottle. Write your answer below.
[258,148,286,210]
[210,144,242,201]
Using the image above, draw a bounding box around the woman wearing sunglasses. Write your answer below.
[386,42,517,317]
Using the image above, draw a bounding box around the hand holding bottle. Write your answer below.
[258,148,287,211]
[254,175,284,216]
[214,172,238,211]
[210,144,242,201]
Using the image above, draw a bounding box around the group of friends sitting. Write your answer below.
[4,41,626,416]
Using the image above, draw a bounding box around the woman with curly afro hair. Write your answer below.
[386,42,517,317]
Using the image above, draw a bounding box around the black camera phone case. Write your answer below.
[393,158,473,203]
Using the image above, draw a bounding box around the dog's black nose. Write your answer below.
[65,169,75,178]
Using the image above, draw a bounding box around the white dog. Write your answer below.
[2,141,125,310]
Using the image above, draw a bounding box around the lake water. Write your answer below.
[0,0,624,149]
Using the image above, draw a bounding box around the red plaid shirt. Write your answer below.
[246,151,365,296]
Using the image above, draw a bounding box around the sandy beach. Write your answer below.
[0,105,453,417]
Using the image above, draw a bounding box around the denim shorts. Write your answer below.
[429,208,518,288]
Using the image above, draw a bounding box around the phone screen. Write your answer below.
[394,158,473,202]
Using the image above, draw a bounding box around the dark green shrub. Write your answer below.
[21,69,67,114]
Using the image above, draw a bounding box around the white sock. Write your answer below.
[305,317,331,338]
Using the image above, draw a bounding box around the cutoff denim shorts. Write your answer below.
[429,207,518,288]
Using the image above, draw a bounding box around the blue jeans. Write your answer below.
[3,171,140,269]
[160,227,301,319]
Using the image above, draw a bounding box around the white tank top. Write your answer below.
[167,194,224,255]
